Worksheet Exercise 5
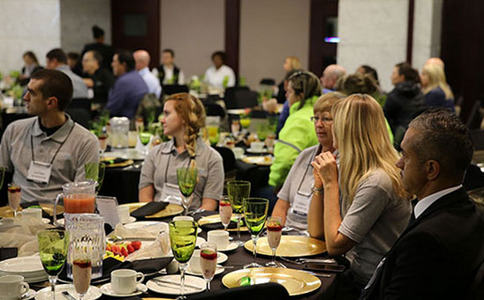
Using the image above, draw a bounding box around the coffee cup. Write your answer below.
[207,230,229,250]
[188,249,202,273]
[117,206,131,224]
[232,147,244,159]
[111,269,144,294]
[19,207,42,220]
[250,142,265,152]
[0,275,29,300]
[173,216,194,222]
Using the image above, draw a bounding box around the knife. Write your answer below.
[151,278,203,290]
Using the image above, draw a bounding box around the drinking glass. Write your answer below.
[240,116,251,130]
[139,129,153,155]
[227,180,251,246]
[265,216,283,267]
[231,120,240,137]
[256,124,269,142]
[219,196,233,231]
[207,126,219,146]
[37,229,69,299]
[72,257,91,300]
[176,167,198,215]
[199,243,217,291]
[169,220,198,299]
[98,134,108,155]
[84,162,106,193]
[7,184,21,217]
[243,198,269,268]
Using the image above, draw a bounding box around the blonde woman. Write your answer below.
[308,94,411,297]
[139,93,223,211]
[275,56,302,103]
[420,63,454,110]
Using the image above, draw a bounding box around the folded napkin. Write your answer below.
[195,211,241,231]
[20,202,51,218]
[112,222,168,240]
[131,202,168,218]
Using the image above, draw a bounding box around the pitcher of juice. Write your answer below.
[53,180,97,226]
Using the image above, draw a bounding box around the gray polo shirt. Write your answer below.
[57,65,88,99]
[139,138,224,209]
[0,116,99,203]
[339,168,411,284]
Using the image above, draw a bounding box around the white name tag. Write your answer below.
[160,182,183,205]
[27,161,52,184]
[292,190,312,217]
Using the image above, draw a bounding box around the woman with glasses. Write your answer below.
[268,71,322,190]
[272,92,345,231]
[308,94,411,299]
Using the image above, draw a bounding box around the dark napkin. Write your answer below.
[194,211,241,231]
[0,248,18,261]
[103,158,128,165]
[130,202,168,218]
[20,202,51,218]
[59,257,173,283]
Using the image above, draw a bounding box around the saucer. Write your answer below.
[21,289,36,300]
[217,242,238,252]
[122,216,137,224]
[217,252,228,264]
[35,284,101,300]
[100,283,147,297]
[186,265,224,277]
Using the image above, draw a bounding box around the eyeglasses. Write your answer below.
[310,116,333,124]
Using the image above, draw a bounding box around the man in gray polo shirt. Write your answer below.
[0,69,99,203]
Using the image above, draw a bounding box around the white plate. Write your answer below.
[122,216,137,224]
[217,242,239,252]
[23,274,49,283]
[186,265,225,277]
[99,283,147,297]
[146,275,206,295]
[217,252,228,264]
[0,256,44,274]
[35,284,101,300]
[246,148,268,154]
[21,289,36,300]
[196,236,206,247]
[124,221,168,231]
[226,109,247,115]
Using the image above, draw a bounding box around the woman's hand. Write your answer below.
[311,151,338,187]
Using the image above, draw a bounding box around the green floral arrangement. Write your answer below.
[90,111,109,137]
[189,76,201,93]
[9,70,20,79]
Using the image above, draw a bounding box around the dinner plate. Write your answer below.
[217,242,239,252]
[217,252,228,264]
[146,275,206,295]
[123,216,137,224]
[35,284,101,300]
[186,265,225,277]
[119,202,184,218]
[123,220,169,231]
[222,267,321,296]
[197,214,248,232]
[244,236,326,257]
[242,156,273,166]
[0,256,45,274]
[100,283,147,297]
[103,159,134,168]
[227,109,248,115]
[246,148,268,154]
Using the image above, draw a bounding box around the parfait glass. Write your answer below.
[37,229,69,300]
[219,196,233,231]
[7,183,21,217]
[176,167,198,215]
[231,120,240,138]
[243,198,269,268]
[72,255,92,300]
[265,216,283,267]
[227,180,251,246]
[169,220,198,299]
[199,242,217,291]
[98,134,108,155]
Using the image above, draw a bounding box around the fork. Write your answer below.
[62,291,76,300]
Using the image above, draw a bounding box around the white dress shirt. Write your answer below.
[414,184,462,218]
[204,65,235,89]
[163,65,185,85]
[139,67,161,98]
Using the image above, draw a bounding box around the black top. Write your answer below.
[90,68,115,104]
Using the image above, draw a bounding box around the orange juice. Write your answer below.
[64,194,96,213]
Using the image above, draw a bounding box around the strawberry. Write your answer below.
[131,241,141,250]
[106,243,112,252]
[120,246,128,257]
[112,244,120,255]
[127,244,135,254]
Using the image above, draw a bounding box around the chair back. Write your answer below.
[234,90,259,109]
[187,282,290,300]
[224,86,249,109]
[205,103,226,119]
[162,84,189,97]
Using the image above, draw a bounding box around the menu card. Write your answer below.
[97,196,120,228]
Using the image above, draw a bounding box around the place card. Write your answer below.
[97,196,120,228]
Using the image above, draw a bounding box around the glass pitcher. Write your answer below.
[65,213,105,279]
[110,117,129,149]
[54,180,97,226]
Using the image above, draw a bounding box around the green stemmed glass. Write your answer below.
[243,197,269,268]
[169,220,198,299]
[176,167,198,215]
[84,162,106,193]
[227,180,251,246]
[37,229,69,300]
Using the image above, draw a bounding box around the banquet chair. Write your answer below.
[162,84,189,97]
[186,282,290,300]
[224,86,250,109]
[213,146,237,194]
[234,89,259,109]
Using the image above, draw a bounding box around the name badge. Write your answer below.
[292,190,312,217]
[27,161,52,184]
[160,182,183,205]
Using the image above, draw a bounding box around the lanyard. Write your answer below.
[30,122,76,165]
[296,146,320,193]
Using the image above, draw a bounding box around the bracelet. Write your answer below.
[311,185,323,196]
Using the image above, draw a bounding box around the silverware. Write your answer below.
[279,256,336,265]
[151,278,203,290]
[62,291,77,300]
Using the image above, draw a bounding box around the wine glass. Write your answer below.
[139,130,153,155]
[219,196,233,231]
[176,167,198,215]
[37,229,69,299]
[84,162,106,193]
[169,220,198,299]
[227,180,251,246]
[256,124,269,142]
[207,126,219,146]
[7,184,21,217]
[265,216,283,267]
[243,198,269,268]
[199,242,217,291]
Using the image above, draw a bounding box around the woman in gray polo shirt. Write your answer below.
[138,93,224,211]
[272,92,345,230]
[309,94,411,297]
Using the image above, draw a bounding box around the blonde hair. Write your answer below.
[285,56,301,70]
[165,93,206,158]
[422,64,454,100]
[332,94,407,202]
[314,92,346,114]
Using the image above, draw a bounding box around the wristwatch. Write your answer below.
[311,184,323,196]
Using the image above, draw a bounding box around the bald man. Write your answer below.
[425,57,445,69]
[320,64,346,94]
[133,50,161,98]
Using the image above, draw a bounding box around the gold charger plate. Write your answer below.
[119,202,183,218]
[222,267,321,296]
[0,204,63,217]
[197,214,248,232]
[244,236,326,257]
[102,159,134,168]
[242,156,273,166]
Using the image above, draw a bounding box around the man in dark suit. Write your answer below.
[360,108,484,300]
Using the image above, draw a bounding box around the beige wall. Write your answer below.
[239,0,310,89]
[0,0,61,73]
[160,0,225,80]
[60,0,112,54]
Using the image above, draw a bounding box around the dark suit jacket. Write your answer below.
[362,187,484,300]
